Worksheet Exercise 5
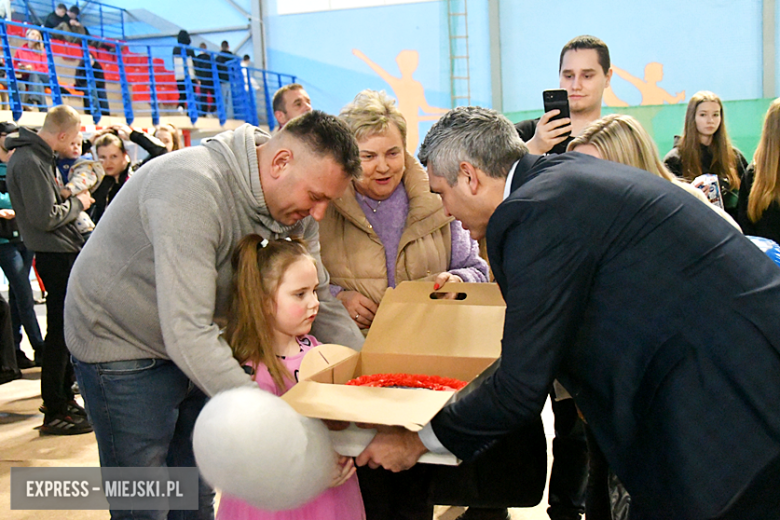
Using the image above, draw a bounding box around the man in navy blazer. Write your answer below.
[356,107,780,519]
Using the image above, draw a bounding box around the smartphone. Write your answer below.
[543,89,571,136]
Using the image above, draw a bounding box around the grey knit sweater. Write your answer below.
[65,124,364,397]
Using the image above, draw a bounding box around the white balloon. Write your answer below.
[193,386,336,511]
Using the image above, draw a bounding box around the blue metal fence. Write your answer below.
[0,19,298,129]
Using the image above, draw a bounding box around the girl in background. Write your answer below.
[12,29,48,111]
[217,234,365,520]
[737,98,780,243]
[663,91,747,219]
[154,123,183,152]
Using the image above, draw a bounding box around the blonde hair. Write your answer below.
[41,105,80,134]
[154,123,182,151]
[339,90,407,147]
[224,235,315,393]
[679,91,739,189]
[569,114,674,180]
[25,29,43,51]
[748,98,780,222]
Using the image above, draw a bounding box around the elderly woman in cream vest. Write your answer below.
[320,89,488,332]
[319,89,489,519]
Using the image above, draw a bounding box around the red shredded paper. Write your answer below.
[346,373,468,391]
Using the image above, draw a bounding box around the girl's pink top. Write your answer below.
[216,334,366,520]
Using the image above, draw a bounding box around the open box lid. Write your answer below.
[282,379,455,431]
[288,344,454,430]
[364,281,506,358]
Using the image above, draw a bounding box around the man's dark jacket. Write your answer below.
[5,129,83,252]
[431,152,780,519]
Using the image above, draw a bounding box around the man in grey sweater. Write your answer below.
[6,105,94,436]
[65,111,364,519]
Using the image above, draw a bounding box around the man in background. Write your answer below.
[43,3,68,28]
[512,34,615,520]
[6,105,93,435]
[272,83,312,129]
[215,40,236,119]
[516,35,612,157]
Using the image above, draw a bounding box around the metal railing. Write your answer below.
[0,19,298,128]
[10,0,127,40]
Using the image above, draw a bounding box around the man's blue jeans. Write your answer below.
[72,356,215,520]
[0,242,44,352]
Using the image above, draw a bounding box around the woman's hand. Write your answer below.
[432,272,464,300]
[337,290,378,329]
[111,124,133,141]
[329,455,356,488]
[433,272,463,290]
[0,209,14,219]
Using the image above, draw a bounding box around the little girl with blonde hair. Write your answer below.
[216,234,365,520]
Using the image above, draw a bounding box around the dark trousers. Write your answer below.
[82,84,110,117]
[177,80,188,108]
[34,251,78,416]
[357,464,433,520]
[0,293,18,373]
[0,242,44,352]
[548,397,588,520]
[198,81,214,114]
[585,425,613,520]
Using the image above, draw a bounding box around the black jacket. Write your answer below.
[44,11,69,28]
[663,136,748,219]
[215,50,235,83]
[431,152,780,519]
[90,131,168,224]
[737,163,780,242]
[193,52,214,84]
[5,129,83,252]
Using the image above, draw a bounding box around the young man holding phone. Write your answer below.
[516,35,613,156]
[515,35,614,520]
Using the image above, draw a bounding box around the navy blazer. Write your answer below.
[431,152,780,519]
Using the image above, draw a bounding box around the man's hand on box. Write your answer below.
[329,455,356,488]
[355,426,428,472]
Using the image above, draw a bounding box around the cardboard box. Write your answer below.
[282,281,506,465]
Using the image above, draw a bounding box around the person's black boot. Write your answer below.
[16,350,34,369]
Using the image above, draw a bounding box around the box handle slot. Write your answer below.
[429,291,468,300]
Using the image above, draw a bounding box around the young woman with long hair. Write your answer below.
[737,98,780,242]
[663,91,747,219]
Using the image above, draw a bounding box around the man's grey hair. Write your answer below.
[418,106,527,186]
